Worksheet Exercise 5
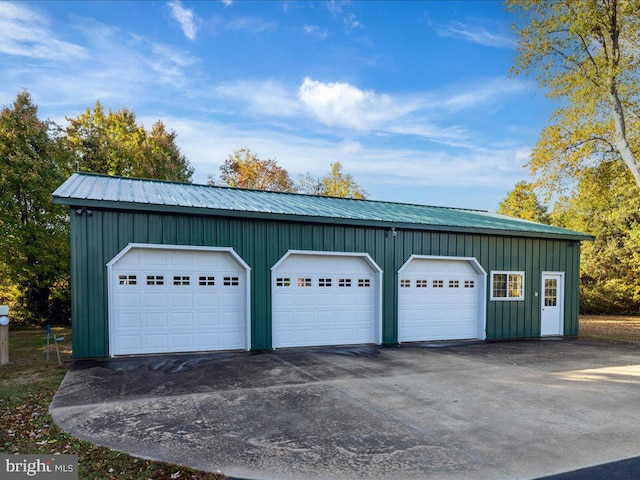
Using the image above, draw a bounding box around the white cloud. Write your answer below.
[303,25,329,41]
[324,1,362,34]
[436,78,529,112]
[387,123,471,148]
[201,76,530,152]
[169,1,198,41]
[221,0,233,6]
[298,77,418,130]
[296,77,528,134]
[0,2,86,60]
[0,15,200,113]
[326,1,348,15]
[226,16,275,34]
[435,19,515,49]
[212,80,301,117]
[339,139,363,154]
[343,13,362,32]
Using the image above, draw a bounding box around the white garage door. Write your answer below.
[398,256,485,342]
[272,252,380,348]
[108,245,248,356]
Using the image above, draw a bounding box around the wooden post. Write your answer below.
[0,325,8,365]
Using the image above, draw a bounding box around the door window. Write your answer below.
[544,278,558,307]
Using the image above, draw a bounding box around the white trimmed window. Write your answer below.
[491,271,524,300]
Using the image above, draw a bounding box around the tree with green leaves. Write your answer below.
[65,101,193,182]
[508,0,640,192]
[211,148,297,192]
[0,91,70,325]
[299,162,368,199]
[498,181,549,223]
[549,161,640,313]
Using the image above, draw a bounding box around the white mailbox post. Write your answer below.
[0,305,9,365]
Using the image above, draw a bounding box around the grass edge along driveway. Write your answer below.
[0,329,226,480]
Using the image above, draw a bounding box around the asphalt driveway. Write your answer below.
[50,340,640,480]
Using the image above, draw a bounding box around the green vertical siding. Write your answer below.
[69,208,583,358]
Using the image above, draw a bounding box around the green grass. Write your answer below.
[0,329,226,480]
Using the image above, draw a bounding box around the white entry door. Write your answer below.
[541,272,564,336]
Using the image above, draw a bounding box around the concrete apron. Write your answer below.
[50,341,640,480]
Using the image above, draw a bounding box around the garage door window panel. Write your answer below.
[147,275,164,285]
[224,276,239,286]
[119,275,137,285]
[491,272,524,301]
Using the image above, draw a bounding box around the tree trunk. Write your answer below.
[606,0,640,187]
[609,88,640,187]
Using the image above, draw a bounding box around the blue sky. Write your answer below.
[0,1,550,211]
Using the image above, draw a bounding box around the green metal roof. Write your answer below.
[52,173,593,240]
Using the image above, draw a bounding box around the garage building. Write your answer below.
[52,173,592,358]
